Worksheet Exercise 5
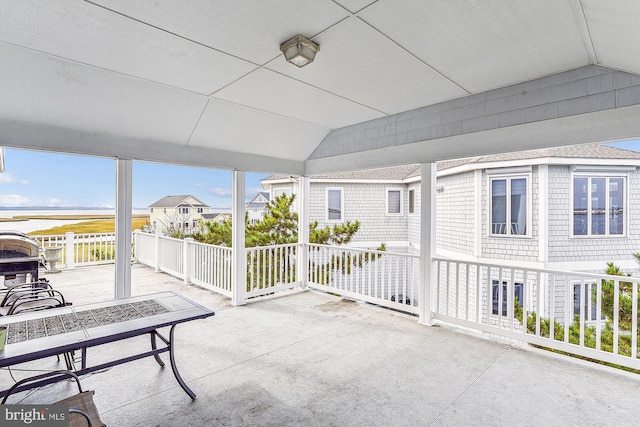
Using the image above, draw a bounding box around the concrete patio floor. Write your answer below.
[3,264,640,426]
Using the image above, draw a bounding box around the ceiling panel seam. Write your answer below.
[260,67,388,116]
[206,96,335,130]
[354,16,472,95]
[186,99,211,148]
[82,0,260,67]
[575,0,599,64]
[0,40,212,98]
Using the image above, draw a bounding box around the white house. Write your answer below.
[148,195,210,235]
[264,144,640,320]
[246,192,270,224]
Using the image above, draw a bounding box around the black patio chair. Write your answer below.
[0,281,69,316]
[1,370,105,427]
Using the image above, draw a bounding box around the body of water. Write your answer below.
[0,209,149,233]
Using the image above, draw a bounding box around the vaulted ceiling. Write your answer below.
[1,0,638,174]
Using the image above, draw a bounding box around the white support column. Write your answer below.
[419,163,437,325]
[115,158,132,299]
[297,176,310,289]
[232,171,246,306]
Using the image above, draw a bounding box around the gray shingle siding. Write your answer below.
[309,183,408,246]
[436,172,476,256]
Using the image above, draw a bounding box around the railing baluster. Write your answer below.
[613,279,620,355]
[633,281,638,359]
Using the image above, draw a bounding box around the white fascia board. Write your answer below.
[428,157,640,180]
[261,177,299,185]
[403,176,421,184]
[0,119,304,175]
[310,178,405,184]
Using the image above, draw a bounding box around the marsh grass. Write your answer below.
[28,216,149,235]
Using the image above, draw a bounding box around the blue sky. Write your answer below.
[0,148,268,210]
[1,139,640,209]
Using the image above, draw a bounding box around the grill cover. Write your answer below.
[0,231,40,286]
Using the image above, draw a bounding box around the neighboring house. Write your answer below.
[202,212,232,224]
[264,144,640,321]
[148,195,210,235]
[263,165,419,251]
[263,144,640,273]
[246,192,270,224]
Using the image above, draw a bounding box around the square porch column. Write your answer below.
[115,158,132,299]
[419,163,436,325]
[232,170,246,306]
[297,176,310,288]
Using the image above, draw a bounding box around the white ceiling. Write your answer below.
[0,0,638,173]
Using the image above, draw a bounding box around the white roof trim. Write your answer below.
[438,156,640,178]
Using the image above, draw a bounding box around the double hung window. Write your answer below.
[573,176,625,237]
[490,175,528,236]
[327,188,343,221]
[386,189,402,215]
[408,189,415,214]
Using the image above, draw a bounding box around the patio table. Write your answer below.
[0,291,214,399]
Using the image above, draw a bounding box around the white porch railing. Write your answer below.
[134,232,232,297]
[434,257,640,371]
[189,239,232,297]
[246,243,301,298]
[32,232,117,268]
[307,244,420,315]
[38,230,640,371]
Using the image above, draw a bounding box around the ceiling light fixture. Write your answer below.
[280,35,319,68]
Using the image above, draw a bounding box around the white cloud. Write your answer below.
[0,172,29,184]
[209,187,232,197]
[246,186,266,196]
[0,194,30,207]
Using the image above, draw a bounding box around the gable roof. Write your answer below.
[149,195,209,208]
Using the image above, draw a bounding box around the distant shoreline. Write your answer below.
[0,214,149,223]
[0,207,149,211]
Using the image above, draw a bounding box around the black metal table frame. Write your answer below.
[0,293,214,400]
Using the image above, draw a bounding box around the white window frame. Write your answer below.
[326,187,344,221]
[408,189,415,215]
[572,281,598,322]
[386,188,403,216]
[491,280,525,317]
[570,173,627,238]
[488,172,532,238]
[179,207,189,215]
[197,208,204,214]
